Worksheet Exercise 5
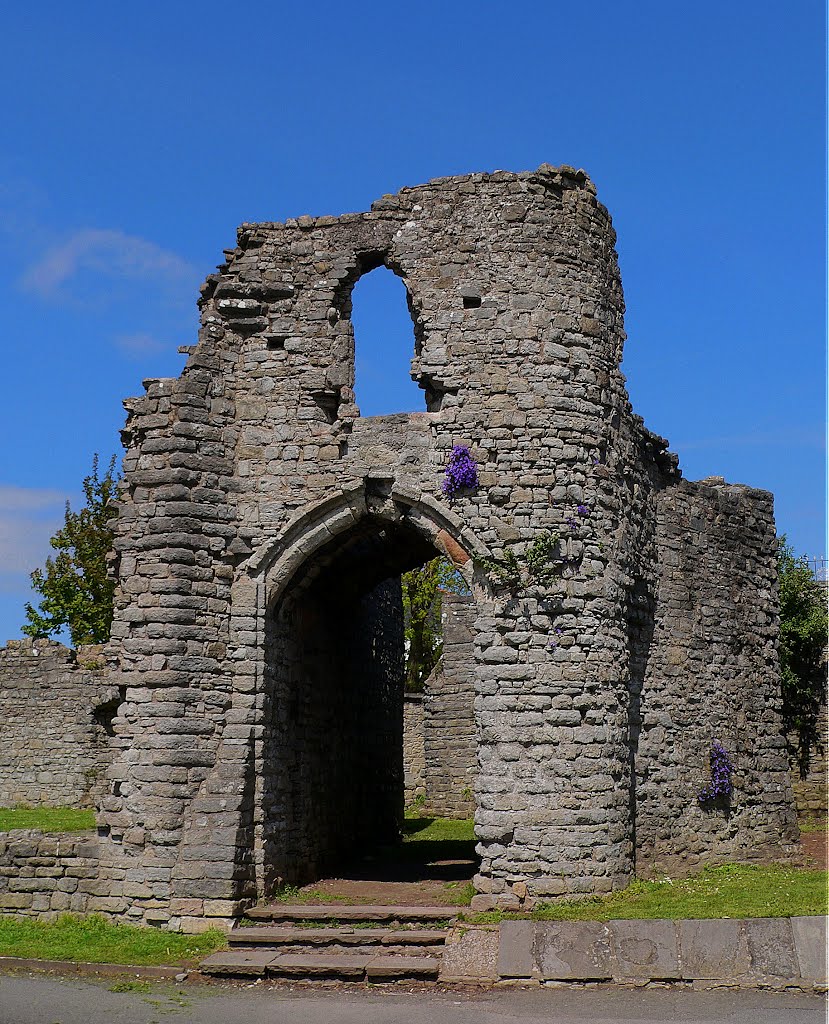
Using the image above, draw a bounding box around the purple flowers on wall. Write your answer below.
[442,445,479,498]
[698,740,734,804]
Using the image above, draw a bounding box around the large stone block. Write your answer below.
[608,919,681,980]
[535,922,612,981]
[678,919,750,980]
[791,916,828,984]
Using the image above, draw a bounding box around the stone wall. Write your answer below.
[0,831,99,919]
[632,480,799,878]
[442,918,827,990]
[423,593,477,818]
[403,694,425,803]
[789,707,828,822]
[0,639,121,808]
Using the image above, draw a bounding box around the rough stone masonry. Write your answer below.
[0,165,799,927]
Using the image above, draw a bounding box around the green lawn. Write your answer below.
[466,863,829,923]
[0,913,226,966]
[0,807,96,832]
[402,815,475,843]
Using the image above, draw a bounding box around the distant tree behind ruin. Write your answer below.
[778,536,828,776]
[22,454,118,646]
[402,557,469,692]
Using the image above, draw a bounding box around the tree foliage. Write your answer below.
[777,537,828,776]
[401,556,469,692]
[22,455,119,647]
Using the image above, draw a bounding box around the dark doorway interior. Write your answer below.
[262,517,438,892]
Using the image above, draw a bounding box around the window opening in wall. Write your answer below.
[352,266,424,416]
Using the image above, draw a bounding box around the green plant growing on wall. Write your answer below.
[479,524,576,593]
[22,454,119,646]
[777,537,828,776]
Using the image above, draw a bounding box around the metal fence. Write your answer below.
[805,556,828,582]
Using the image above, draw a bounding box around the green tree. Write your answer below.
[402,556,469,692]
[22,455,119,646]
[777,537,828,776]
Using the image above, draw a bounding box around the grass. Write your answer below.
[268,884,352,904]
[402,814,475,843]
[797,815,828,835]
[464,863,829,924]
[442,881,477,906]
[0,913,226,966]
[0,807,96,832]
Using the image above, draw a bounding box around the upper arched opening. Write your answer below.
[349,264,425,416]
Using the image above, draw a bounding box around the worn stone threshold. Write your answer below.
[246,904,456,923]
[229,926,448,946]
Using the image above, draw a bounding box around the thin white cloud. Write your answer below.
[19,228,196,304]
[115,331,166,357]
[0,485,66,584]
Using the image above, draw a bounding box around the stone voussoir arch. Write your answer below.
[247,475,493,607]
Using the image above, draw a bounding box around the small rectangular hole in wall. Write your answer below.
[462,295,482,309]
[266,336,286,350]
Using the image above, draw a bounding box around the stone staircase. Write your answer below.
[199,904,456,982]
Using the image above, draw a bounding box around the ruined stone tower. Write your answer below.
[86,165,795,926]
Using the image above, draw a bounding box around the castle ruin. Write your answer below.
[0,166,798,927]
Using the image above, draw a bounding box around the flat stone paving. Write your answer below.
[247,903,456,922]
[230,926,448,946]
[200,949,440,980]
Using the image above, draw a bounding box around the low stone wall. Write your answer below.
[0,831,99,919]
[441,917,827,990]
[0,639,121,808]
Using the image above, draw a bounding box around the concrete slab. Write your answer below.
[744,918,799,980]
[267,953,369,978]
[535,922,612,981]
[440,927,499,982]
[365,955,439,979]
[791,916,828,984]
[678,919,750,980]
[497,920,535,978]
[199,948,277,977]
[609,919,680,980]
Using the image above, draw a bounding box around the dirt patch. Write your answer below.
[798,829,828,870]
[295,876,470,907]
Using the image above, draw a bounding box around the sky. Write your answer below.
[0,1,824,644]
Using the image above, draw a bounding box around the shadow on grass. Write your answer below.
[335,816,479,883]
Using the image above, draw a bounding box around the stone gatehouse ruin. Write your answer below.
[0,166,800,927]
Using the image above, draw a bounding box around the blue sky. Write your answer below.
[0,1,825,644]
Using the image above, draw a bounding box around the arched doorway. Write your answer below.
[256,487,483,895]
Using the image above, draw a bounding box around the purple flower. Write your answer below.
[566,516,578,531]
[698,741,734,803]
[576,504,589,517]
[442,445,479,497]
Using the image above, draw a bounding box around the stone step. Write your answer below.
[229,926,448,947]
[246,903,455,924]
[199,948,440,981]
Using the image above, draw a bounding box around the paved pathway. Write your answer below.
[0,974,824,1024]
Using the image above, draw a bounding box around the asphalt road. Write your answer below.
[0,975,824,1024]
